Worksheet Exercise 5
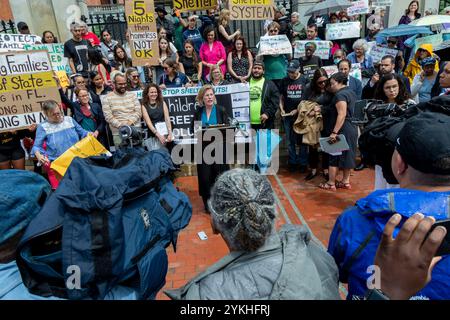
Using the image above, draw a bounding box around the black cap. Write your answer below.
[253,60,265,69]
[287,60,300,72]
[155,5,167,15]
[396,112,450,175]
[17,22,28,30]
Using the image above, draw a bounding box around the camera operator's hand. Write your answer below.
[370,73,380,87]
[374,213,446,300]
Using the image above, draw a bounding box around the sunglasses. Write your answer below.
[269,29,279,33]
[132,75,139,78]
[317,80,327,85]
[388,40,397,44]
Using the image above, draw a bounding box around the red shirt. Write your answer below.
[83,32,101,47]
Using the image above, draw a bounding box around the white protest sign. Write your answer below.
[369,46,398,63]
[347,0,369,16]
[326,22,360,40]
[322,63,362,82]
[22,43,71,74]
[371,0,392,6]
[293,41,331,59]
[258,35,292,55]
[0,34,42,52]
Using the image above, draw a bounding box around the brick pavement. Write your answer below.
[156,167,375,300]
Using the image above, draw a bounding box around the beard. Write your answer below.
[252,72,264,79]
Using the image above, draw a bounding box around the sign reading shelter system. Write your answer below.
[229,0,275,20]
[0,50,61,132]
[125,0,159,66]
[173,0,217,12]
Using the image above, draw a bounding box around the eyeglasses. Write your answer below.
[317,80,327,85]
[268,29,279,33]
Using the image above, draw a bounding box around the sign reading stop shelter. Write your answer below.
[125,0,160,66]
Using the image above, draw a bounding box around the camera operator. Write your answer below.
[328,111,450,300]
[362,55,411,100]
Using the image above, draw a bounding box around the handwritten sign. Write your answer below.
[322,63,362,82]
[229,0,275,20]
[347,0,369,16]
[371,0,392,6]
[294,41,331,59]
[0,50,61,132]
[258,35,292,55]
[0,34,42,52]
[173,0,217,12]
[22,43,71,74]
[369,46,398,63]
[326,22,360,40]
[125,0,159,66]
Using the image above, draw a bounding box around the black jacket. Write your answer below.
[190,105,230,132]
[258,79,280,129]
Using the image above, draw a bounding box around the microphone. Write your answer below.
[228,117,249,138]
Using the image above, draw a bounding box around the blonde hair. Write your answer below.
[218,9,231,26]
[196,84,217,106]
[209,65,224,82]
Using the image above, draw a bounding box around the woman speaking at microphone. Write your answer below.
[191,84,230,212]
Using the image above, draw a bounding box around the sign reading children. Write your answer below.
[125,0,159,66]
[0,50,60,132]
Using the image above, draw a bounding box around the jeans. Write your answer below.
[283,116,308,166]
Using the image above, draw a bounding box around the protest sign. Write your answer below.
[22,43,71,74]
[293,41,331,59]
[322,63,362,82]
[125,0,159,66]
[229,0,275,20]
[0,34,42,52]
[414,34,443,52]
[0,50,61,132]
[258,35,292,56]
[347,0,369,16]
[371,0,392,6]
[173,0,217,12]
[369,46,398,63]
[326,22,360,40]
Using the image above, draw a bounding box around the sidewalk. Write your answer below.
[156,166,375,299]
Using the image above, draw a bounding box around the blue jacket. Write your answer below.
[328,188,450,300]
[347,52,374,70]
[348,76,362,100]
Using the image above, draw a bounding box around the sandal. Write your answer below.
[319,182,336,191]
[336,181,352,189]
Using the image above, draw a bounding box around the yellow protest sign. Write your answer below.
[125,0,160,66]
[0,50,60,133]
[173,0,217,12]
[229,0,275,20]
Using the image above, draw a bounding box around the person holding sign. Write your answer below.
[200,26,227,82]
[299,42,323,81]
[141,83,173,151]
[32,100,90,189]
[191,84,230,212]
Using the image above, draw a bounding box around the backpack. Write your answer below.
[16,148,192,300]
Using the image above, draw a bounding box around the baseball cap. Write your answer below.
[17,21,29,31]
[420,57,436,67]
[287,60,300,72]
[0,170,51,245]
[253,60,265,69]
[396,112,450,175]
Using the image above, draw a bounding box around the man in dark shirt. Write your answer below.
[280,60,310,171]
[156,5,175,42]
[338,59,362,100]
[64,22,90,79]
[299,42,323,81]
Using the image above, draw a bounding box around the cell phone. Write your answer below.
[427,219,450,256]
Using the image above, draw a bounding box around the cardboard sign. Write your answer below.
[371,0,392,6]
[173,0,217,12]
[0,50,61,132]
[347,0,369,17]
[258,35,292,56]
[22,43,71,74]
[125,0,160,66]
[326,22,360,40]
[322,63,362,82]
[294,41,331,59]
[0,34,42,52]
[229,0,275,20]
[369,46,398,63]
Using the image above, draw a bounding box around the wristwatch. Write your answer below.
[365,289,390,300]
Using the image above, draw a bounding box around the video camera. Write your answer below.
[119,125,144,148]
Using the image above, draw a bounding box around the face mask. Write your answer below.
[334,58,341,65]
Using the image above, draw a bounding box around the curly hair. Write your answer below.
[374,73,410,104]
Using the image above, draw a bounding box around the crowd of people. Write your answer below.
[1,1,450,302]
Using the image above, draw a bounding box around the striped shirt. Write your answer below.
[102,91,142,132]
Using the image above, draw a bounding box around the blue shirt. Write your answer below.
[0,261,138,300]
[31,117,89,161]
[418,77,434,103]
[159,72,189,88]
[347,52,374,69]
[182,28,203,53]
[201,105,217,127]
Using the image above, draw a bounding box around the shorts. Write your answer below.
[0,146,25,162]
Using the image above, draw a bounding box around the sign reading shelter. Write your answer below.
[326,22,360,40]
[294,41,331,59]
[125,0,159,66]
[0,34,42,52]
[369,46,398,63]
[258,35,292,56]
[229,0,275,20]
[173,0,217,12]
[347,0,369,16]
[0,50,61,132]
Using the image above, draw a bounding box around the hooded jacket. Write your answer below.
[328,189,450,300]
[165,224,341,300]
[404,44,439,85]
